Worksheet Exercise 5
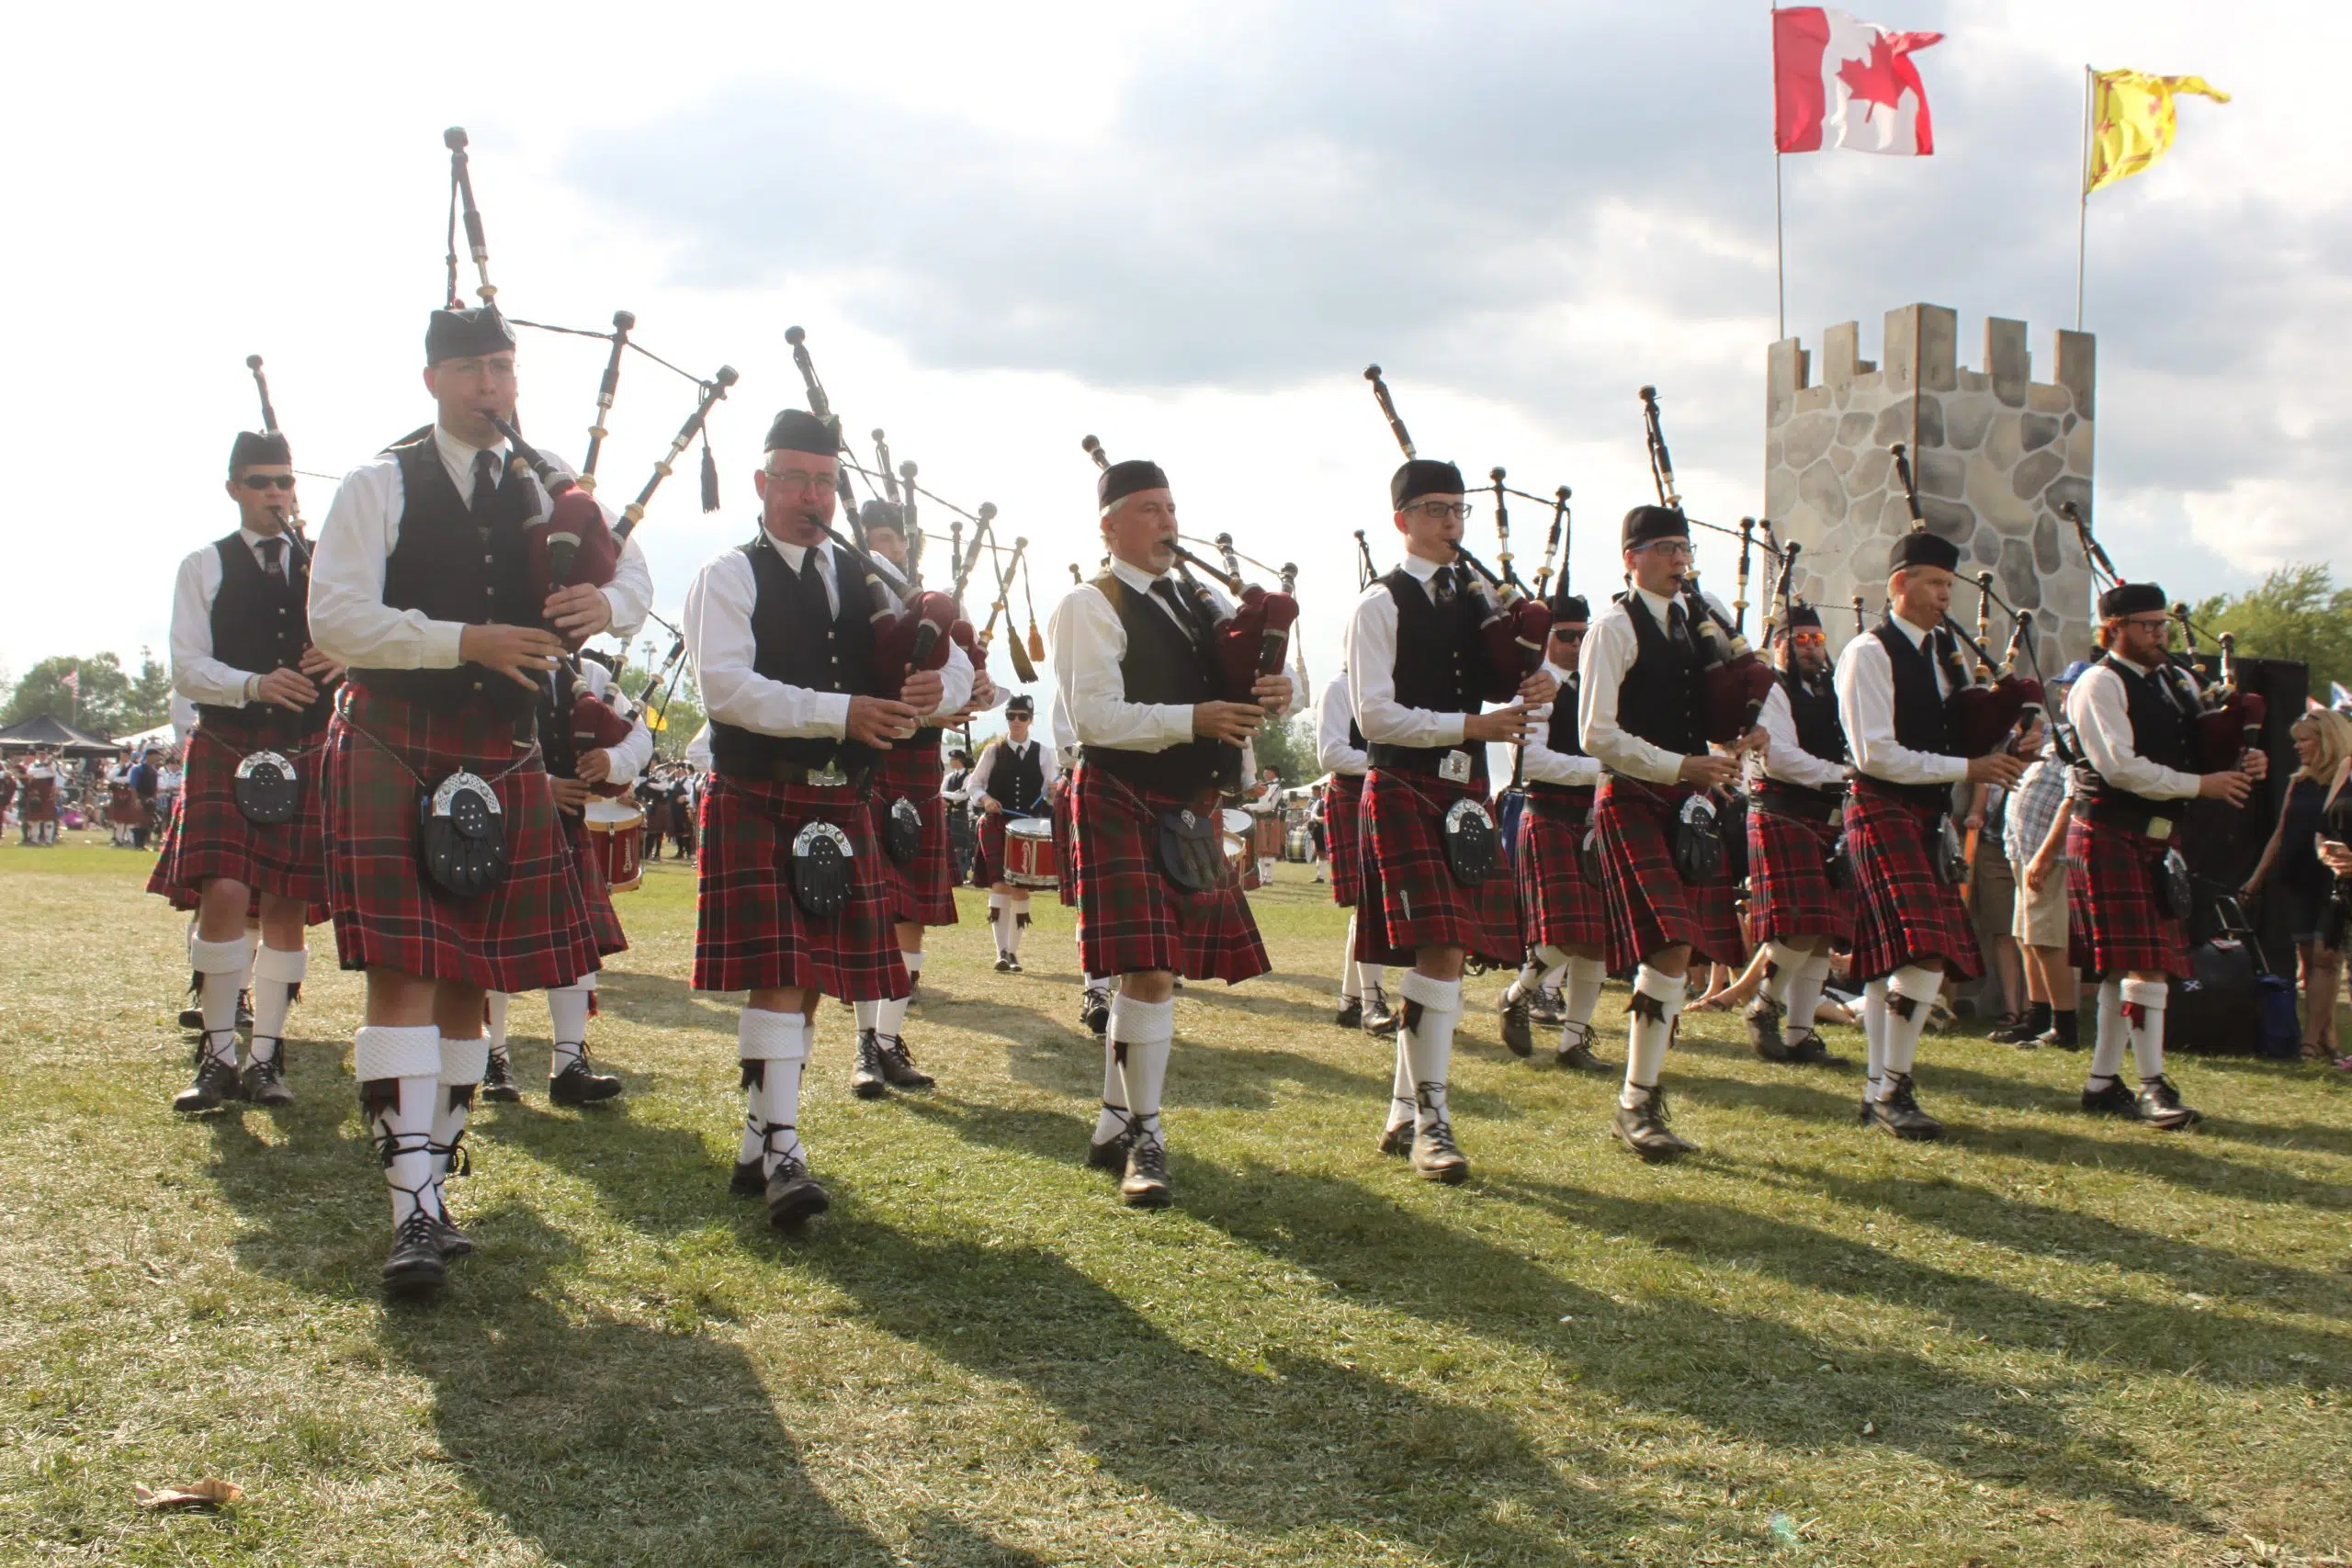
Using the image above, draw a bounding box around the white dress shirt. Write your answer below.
[967,736,1046,809]
[169,527,300,707]
[1834,614,1969,787]
[685,723,713,773]
[310,424,651,670]
[1521,660,1603,788]
[1045,679,1080,771]
[1050,557,1249,751]
[684,530,972,742]
[1345,553,1469,752]
[1756,676,1850,791]
[1576,586,1691,784]
[1314,667,1371,775]
[2068,657,2204,800]
[574,659,656,783]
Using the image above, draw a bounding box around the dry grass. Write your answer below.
[1,832,2348,1566]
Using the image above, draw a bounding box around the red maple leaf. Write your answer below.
[1837,29,1941,121]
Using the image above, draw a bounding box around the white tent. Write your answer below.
[115,722,176,753]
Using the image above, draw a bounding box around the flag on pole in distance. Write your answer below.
[2086,71,2230,194]
[1773,7,1944,155]
[2331,681,2352,714]
[61,669,79,696]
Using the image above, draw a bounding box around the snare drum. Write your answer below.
[1221,808,1258,890]
[1002,817,1060,889]
[583,798,645,893]
[1250,812,1284,859]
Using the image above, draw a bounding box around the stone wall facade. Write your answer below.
[1765,304,2095,668]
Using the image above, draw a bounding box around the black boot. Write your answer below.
[1612,1087,1699,1161]
[1120,1125,1172,1208]
[381,1212,449,1299]
[1080,989,1111,1035]
[1782,1028,1849,1067]
[1746,995,1791,1061]
[1334,995,1364,1030]
[2080,1077,2141,1120]
[878,1035,933,1089]
[1361,985,1398,1039]
[548,1050,623,1106]
[851,1029,889,1100]
[1867,1072,1944,1140]
[1555,1021,1607,1071]
[2136,1075,2202,1132]
[173,1038,243,1114]
[240,1045,295,1108]
[765,1153,831,1230]
[1497,987,1535,1058]
[480,1049,521,1103]
[1087,1104,1134,1172]
[1377,1121,1415,1158]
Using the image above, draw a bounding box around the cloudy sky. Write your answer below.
[6,0,2344,718]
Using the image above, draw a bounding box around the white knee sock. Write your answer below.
[192,935,249,1067]
[1621,964,1686,1107]
[987,892,1007,954]
[1084,972,1112,997]
[485,991,511,1055]
[1110,995,1175,1147]
[433,1035,488,1205]
[1340,916,1363,1000]
[903,948,924,992]
[241,927,261,977]
[356,1025,443,1228]
[1788,950,1835,1033]
[876,992,911,1039]
[547,982,592,1074]
[1386,1037,1416,1132]
[1398,970,1463,1131]
[1759,942,1806,1006]
[854,999,881,1032]
[1008,896,1032,957]
[2121,977,2170,1083]
[1094,1032,1130,1143]
[248,943,306,1065]
[2087,976,2128,1087]
[1878,964,1942,1096]
[1862,978,1889,1096]
[1559,954,1609,1049]
[739,1008,808,1173]
[1510,944,1570,1001]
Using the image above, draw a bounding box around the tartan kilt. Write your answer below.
[1845,784,1982,983]
[107,786,146,827]
[1592,777,1742,972]
[1326,771,1367,908]
[324,682,600,992]
[560,811,629,961]
[1071,761,1269,984]
[693,773,908,1000]
[146,718,331,921]
[970,807,1009,887]
[1516,796,1607,950]
[1356,768,1521,968]
[870,744,958,927]
[19,780,57,822]
[1747,801,1852,947]
[2066,816,2190,979]
[1050,772,1078,908]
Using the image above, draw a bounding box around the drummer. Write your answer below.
[967,694,1049,972]
[1243,764,1285,887]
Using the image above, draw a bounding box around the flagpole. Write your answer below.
[2075,63,2092,331]
[1774,152,1787,341]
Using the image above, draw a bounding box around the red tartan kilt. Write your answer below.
[19,780,57,822]
[146,720,330,920]
[870,744,958,927]
[561,811,629,960]
[1355,768,1521,968]
[1325,772,1366,908]
[1844,785,1982,982]
[1592,777,1742,972]
[107,786,145,826]
[2065,816,2191,978]
[970,807,1009,887]
[1747,802,1852,946]
[1070,761,1270,983]
[1515,801,1607,950]
[1050,772,1078,907]
[324,682,601,992]
[693,773,909,1000]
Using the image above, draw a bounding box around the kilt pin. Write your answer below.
[323,682,601,993]
[693,773,910,1000]
[1844,784,1982,984]
[1070,761,1269,984]
[1324,770,1367,909]
[1515,794,1608,950]
[1591,775,1744,973]
[1354,766,1520,968]
[1746,801,1854,948]
[145,716,332,921]
[2065,816,2191,979]
[869,742,959,927]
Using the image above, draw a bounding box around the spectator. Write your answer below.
[2245,707,2352,1062]
[2003,669,2086,1049]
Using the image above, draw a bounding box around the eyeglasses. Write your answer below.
[238,474,297,491]
[1640,540,1694,560]
[1550,626,1587,641]
[2120,616,2173,634]
[1408,501,1473,522]
[763,468,835,491]
[1788,631,1827,647]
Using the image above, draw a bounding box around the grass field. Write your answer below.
[2,832,2348,1567]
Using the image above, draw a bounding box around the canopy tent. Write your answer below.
[0,714,119,758]
[115,721,178,754]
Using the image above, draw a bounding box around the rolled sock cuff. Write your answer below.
[354,1024,443,1082]
[191,936,250,976]
[1632,964,1687,1014]
[905,950,925,973]
[739,1007,808,1062]
[1108,996,1175,1047]
[2119,977,2168,1011]
[1399,970,1462,1014]
[438,1035,490,1087]
[1890,964,1943,1006]
[252,944,308,985]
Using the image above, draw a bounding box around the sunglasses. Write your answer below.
[238,474,298,491]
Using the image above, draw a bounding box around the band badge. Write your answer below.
[808,760,851,788]
[1442,797,1498,885]
[1437,749,1474,784]
[790,820,857,917]
[884,796,923,863]
[419,771,508,898]
[233,749,300,826]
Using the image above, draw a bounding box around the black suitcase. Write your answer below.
[2169,895,2299,1057]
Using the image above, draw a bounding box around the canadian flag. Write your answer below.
[1774,7,1943,155]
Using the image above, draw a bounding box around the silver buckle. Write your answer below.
[1438,750,1472,784]
[808,761,849,788]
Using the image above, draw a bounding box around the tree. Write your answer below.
[620,663,706,761]
[123,648,175,734]
[2192,564,2352,699]
[1252,710,1315,784]
[4,652,134,736]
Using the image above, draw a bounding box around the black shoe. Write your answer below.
[1531,985,1567,1026]
[1985,1017,2038,1044]
[433,1213,474,1259]
[177,1005,203,1032]
[240,1051,295,1108]
[1613,1089,1699,1161]
[1555,1026,1606,1071]
[1497,987,1535,1058]
[1004,954,1024,973]
[1783,1029,1849,1067]
[2041,1026,2082,1053]
[993,955,1014,974]
[2080,1078,2140,1119]
[1410,1118,1470,1184]
[1335,995,1364,1030]
[730,1158,767,1197]
[765,1156,831,1230]
[382,1213,448,1299]
[236,989,254,1032]
[1080,990,1111,1036]
[481,1051,521,1102]
[1377,1122,1415,1158]
[2136,1075,2202,1132]
[1121,1136,1172,1208]
[1362,986,1398,1039]
[1856,1094,1877,1127]
[173,1048,243,1114]
[851,1029,889,1100]
[548,1053,623,1107]
[1088,1105,1136,1172]
[878,1035,933,1089]
[1746,995,1791,1062]
[1867,1073,1943,1140]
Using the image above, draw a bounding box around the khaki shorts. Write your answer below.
[2012,860,2069,949]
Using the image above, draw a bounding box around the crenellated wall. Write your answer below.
[1765,305,2096,667]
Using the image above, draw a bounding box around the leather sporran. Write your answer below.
[1933,815,1969,887]
[2156,847,2195,920]
[1156,807,1226,893]
[1826,831,1856,891]
[1673,793,1723,885]
[884,796,922,864]
[233,750,300,826]
[418,772,510,898]
[791,820,856,918]
[1442,797,1498,886]
[1578,823,1603,886]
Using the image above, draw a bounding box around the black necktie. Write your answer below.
[1432,566,1457,607]
[796,548,833,622]
[1666,599,1694,653]
[471,449,502,513]
[1150,578,1198,643]
[257,536,286,584]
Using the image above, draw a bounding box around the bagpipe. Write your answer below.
[1634,386,1775,741]
[1361,367,1550,692]
[1081,435,1300,703]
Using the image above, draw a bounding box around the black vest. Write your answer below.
[202,532,330,736]
[1528,671,1593,803]
[1755,671,1849,815]
[1614,593,1705,759]
[709,536,882,780]
[1079,572,1232,796]
[353,436,540,722]
[984,739,1046,812]
[2078,655,2199,819]
[1864,618,1965,808]
[1367,565,1491,775]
